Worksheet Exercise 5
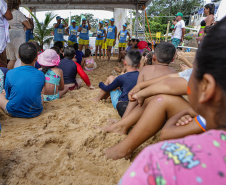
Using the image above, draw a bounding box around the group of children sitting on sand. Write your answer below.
[0,41,96,118]
[118,17,226,185]
[1,15,226,184]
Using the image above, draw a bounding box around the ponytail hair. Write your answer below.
[205,3,215,15]
[42,66,55,74]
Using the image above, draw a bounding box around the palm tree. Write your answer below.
[25,8,57,49]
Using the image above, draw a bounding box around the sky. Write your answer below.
[20,8,114,26]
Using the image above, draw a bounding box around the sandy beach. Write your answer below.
[0,53,195,185]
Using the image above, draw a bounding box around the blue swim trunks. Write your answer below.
[110,89,122,109]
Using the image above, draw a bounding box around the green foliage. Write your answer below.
[147,0,202,17]
[145,17,168,34]
[184,36,193,41]
[25,8,56,49]
[65,13,97,28]
[145,0,202,37]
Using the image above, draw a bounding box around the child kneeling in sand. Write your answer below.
[0,42,45,118]
[94,50,141,117]
[37,49,69,101]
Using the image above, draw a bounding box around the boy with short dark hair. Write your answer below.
[0,42,45,118]
[94,50,141,117]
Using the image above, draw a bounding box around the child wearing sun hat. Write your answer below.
[38,49,69,101]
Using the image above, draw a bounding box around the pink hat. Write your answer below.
[37,49,60,67]
[138,41,151,51]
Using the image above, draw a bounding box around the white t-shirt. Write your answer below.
[178,68,193,82]
[174,20,185,40]
[0,0,7,27]
[215,0,226,21]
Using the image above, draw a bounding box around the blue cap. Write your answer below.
[99,21,104,24]
[105,21,109,23]
[123,23,127,27]
[82,18,86,21]
[110,18,114,22]
[71,20,76,23]
[56,16,62,20]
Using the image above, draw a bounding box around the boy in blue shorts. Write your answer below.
[94,50,141,117]
[0,42,45,118]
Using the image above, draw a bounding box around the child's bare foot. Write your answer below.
[105,144,131,160]
[92,97,100,102]
[100,123,127,135]
[107,118,119,125]
[180,64,190,71]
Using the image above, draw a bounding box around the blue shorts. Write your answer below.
[172,38,181,48]
[110,89,122,109]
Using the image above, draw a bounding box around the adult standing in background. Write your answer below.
[53,16,68,45]
[204,3,215,26]
[0,0,12,67]
[95,21,106,60]
[78,18,91,51]
[102,20,109,59]
[25,16,34,42]
[6,0,31,69]
[172,12,185,49]
[106,18,117,61]
[117,23,131,62]
[197,3,215,45]
[66,19,78,46]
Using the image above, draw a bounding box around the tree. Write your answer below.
[25,8,57,49]
[147,0,202,17]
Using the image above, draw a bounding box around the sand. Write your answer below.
[0,53,195,185]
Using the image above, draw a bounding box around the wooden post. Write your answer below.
[165,21,170,42]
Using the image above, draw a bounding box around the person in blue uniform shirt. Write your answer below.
[78,18,91,51]
[66,20,79,46]
[105,18,117,61]
[118,23,131,62]
[53,16,68,45]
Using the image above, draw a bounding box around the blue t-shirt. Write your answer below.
[58,58,77,84]
[25,29,34,42]
[119,30,128,43]
[99,71,139,101]
[79,25,89,40]
[68,25,78,42]
[107,25,116,39]
[75,50,84,65]
[54,23,64,41]
[5,66,45,118]
[96,28,105,40]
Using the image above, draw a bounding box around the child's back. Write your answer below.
[5,66,44,117]
[140,65,176,82]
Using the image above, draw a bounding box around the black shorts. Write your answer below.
[116,101,129,117]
